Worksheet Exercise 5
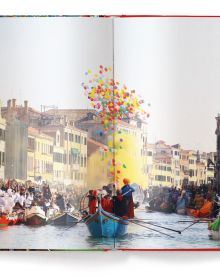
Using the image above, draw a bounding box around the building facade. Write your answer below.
[0,104,6,179]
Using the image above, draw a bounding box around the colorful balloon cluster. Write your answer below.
[82,65,150,132]
[82,65,150,184]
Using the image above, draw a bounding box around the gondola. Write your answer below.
[85,204,129,238]
[7,214,18,225]
[52,212,81,226]
[186,201,212,218]
[209,217,220,240]
[25,206,47,226]
[0,216,9,227]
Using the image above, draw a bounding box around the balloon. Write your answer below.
[82,65,151,181]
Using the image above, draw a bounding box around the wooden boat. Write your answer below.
[7,214,18,225]
[52,212,81,226]
[0,216,9,227]
[208,217,220,240]
[25,206,47,226]
[86,205,129,238]
[187,201,212,218]
[17,212,25,224]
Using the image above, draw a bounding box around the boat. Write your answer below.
[25,206,47,226]
[52,212,81,226]
[7,214,18,225]
[17,211,25,224]
[208,217,220,240]
[0,216,9,227]
[85,204,129,238]
[186,201,212,218]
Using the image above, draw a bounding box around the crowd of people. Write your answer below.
[87,178,135,219]
[0,179,85,215]
[144,184,220,217]
[2,177,218,220]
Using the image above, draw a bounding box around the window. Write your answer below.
[63,153,67,164]
[84,137,87,145]
[155,175,166,181]
[69,153,72,164]
[69,133,73,142]
[53,153,63,163]
[0,129,5,141]
[28,137,35,150]
[2,152,5,165]
[57,134,60,144]
[65,132,68,140]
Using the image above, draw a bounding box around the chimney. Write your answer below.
[24,100,28,114]
[12,98,16,108]
[7,99,11,109]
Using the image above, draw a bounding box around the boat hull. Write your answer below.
[52,213,80,226]
[26,215,47,226]
[25,206,47,226]
[209,230,220,240]
[186,208,210,218]
[86,207,128,238]
[0,216,9,227]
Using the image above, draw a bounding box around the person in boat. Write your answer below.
[112,189,127,217]
[194,193,205,210]
[0,191,6,213]
[28,184,36,195]
[17,193,26,209]
[189,193,213,218]
[121,178,135,219]
[213,192,220,218]
[24,192,34,208]
[87,189,98,214]
[43,184,52,200]
[176,190,187,213]
[56,194,66,212]
[101,190,113,213]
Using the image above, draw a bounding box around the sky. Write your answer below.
[114,18,220,152]
[0,17,219,152]
[0,17,113,110]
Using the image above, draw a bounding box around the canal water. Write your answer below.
[1,207,220,250]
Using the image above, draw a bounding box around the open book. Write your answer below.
[0,15,219,251]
